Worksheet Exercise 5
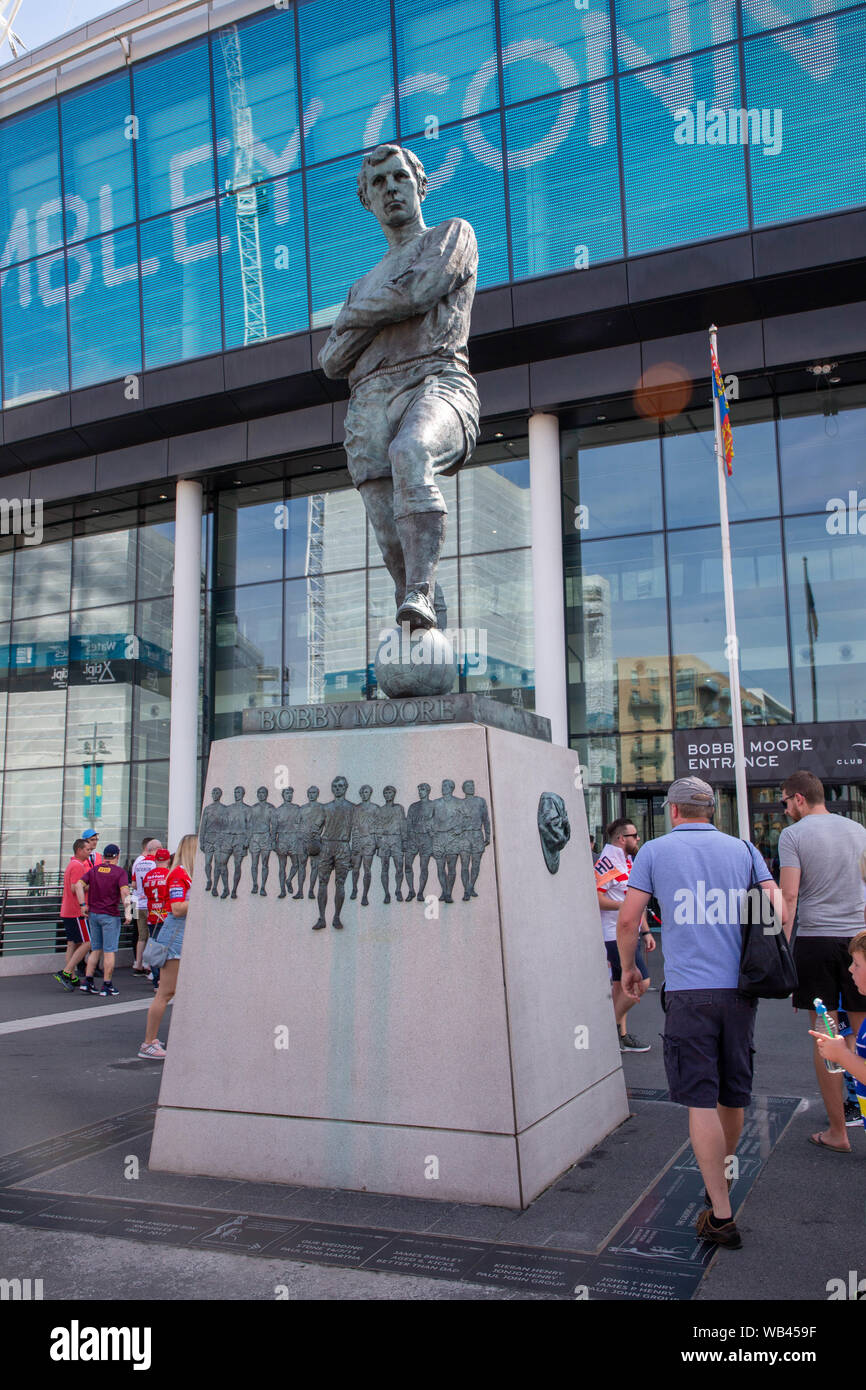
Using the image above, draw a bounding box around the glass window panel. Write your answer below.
[742,0,861,37]
[61,761,130,866]
[13,539,71,618]
[459,456,531,553]
[306,153,395,326]
[573,732,675,787]
[133,686,171,762]
[785,513,866,723]
[1,254,69,406]
[498,0,615,101]
[0,551,12,620]
[5,689,67,769]
[0,104,61,260]
[133,41,214,220]
[140,205,222,367]
[506,85,623,278]
[137,522,175,600]
[395,0,498,135]
[668,521,792,727]
[219,179,309,347]
[1,767,63,878]
[459,550,534,704]
[615,0,736,69]
[564,533,670,736]
[620,47,748,255]
[60,71,135,239]
[404,118,510,288]
[216,488,283,589]
[212,10,299,195]
[663,417,779,527]
[779,400,866,516]
[64,682,133,765]
[68,230,142,388]
[298,0,395,164]
[129,761,169,847]
[562,432,662,538]
[746,13,866,225]
[134,599,172,760]
[73,530,137,608]
[286,571,367,705]
[213,583,283,739]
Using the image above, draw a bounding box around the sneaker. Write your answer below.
[696,1207,742,1249]
[620,1032,651,1052]
[79,978,98,994]
[137,1041,167,1060]
[131,966,148,975]
[396,587,437,629]
[53,971,76,992]
[99,982,119,997]
[844,1099,862,1127]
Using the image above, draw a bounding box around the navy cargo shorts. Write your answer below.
[662,989,757,1109]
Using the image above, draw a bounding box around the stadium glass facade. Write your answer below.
[0,0,864,886]
[0,0,865,402]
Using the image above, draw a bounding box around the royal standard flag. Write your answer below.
[711,342,734,476]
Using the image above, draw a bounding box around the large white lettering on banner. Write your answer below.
[0,7,842,311]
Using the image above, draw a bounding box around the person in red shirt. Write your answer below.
[139,835,196,1060]
[142,849,172,991]
[53,838,93,991]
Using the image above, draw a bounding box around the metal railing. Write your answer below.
[0,888,136,957]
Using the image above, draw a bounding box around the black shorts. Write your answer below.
[662,989,757,1109]
[792,936,866,1013]
[62,916,91,945]
[605,940,648,983]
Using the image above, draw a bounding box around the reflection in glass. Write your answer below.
[565,533,670,738]
[459,550,534,705]
[68,230,142,389]
[65,683,133,766]
[213,583,283,739]
[13,543,71,618]
[0,551,12,621]
[498,0,614,101]
[1,767,63,877]
[663,417,779,528]
[306,154,387,326]
[562,432,662,538]
[5,690,67,770]
[285,571,367,705]
[785,514,866,722]
[73,531,137,609]
[458,456,530,554]
[129,761,169,849]
[668,522,792,727]
[60,72,135,238]
[61,762,130,867]
[137,523,175,599]
[212,9,299,197]
[216,489,284,589]
[297,0,394,165]
[0,105,61,255]
[133,41,214,219]
[779,400,866,516]
[394,0,497,134]
[2,254,69,406]
[219,180,309,348]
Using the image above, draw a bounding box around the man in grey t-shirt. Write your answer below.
[779,769,866,1153]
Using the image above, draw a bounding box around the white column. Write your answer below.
[168,479,203,850]
[528,412,569,747]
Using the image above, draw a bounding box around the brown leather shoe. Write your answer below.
[696,1208,742,1249]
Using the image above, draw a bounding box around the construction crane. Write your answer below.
[217,23,267,343]
[0,0,27,58]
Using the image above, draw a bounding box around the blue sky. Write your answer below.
[1,0,122,62]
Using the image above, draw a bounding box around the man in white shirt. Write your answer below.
[595,818,656,1052]
[131,837,162,974]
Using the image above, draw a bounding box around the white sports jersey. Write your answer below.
[594,842,632,943]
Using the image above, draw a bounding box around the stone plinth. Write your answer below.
[150,717,627,1208]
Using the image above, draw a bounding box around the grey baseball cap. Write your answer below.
[663,776,715,809]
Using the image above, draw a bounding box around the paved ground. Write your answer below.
[0,950,862,1302]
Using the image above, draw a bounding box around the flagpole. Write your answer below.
[803,556,818,723]
[709,325,750,842]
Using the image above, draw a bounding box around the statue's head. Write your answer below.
[307,786,319,801]
[256,786,268,801]
[359,785,373,801]
[418,783,430,798]
[233,786,245,801]
[332,775,348,798]
[383,785,396,802]
[357,144,427,226]
[462,780,475,796]
[211,787,222,801]
[442,779,455,796]
[282,787,294,802]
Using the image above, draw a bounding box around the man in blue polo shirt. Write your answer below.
[617,776,779,1250]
